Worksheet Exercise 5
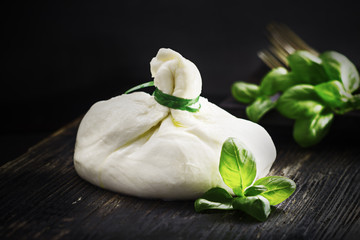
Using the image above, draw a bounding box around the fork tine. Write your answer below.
[257,49,285,69]
[267,26,296,55]
[268,43,290,66]
[258,22,319,69]
[267,22,319,56]
[279,23,319,55]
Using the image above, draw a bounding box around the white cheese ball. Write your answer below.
[74,48,276,200]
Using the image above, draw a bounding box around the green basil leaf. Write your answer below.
[314,80,353,110]
[260,67,298,95]
[233,195,271,222]
[320,51,360,93]
[276,85,325,119]
[194,187,234,212]
[246,97,276,122]
[293,111,334,147]
[253,176,296,205]
[287,50,328,85]
[244,185,267,196]
[219,138,257,196]
[351,94,360,110]
[231,82,259,104]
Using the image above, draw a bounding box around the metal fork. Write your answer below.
[257,22,319,68]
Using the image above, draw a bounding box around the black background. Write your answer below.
[1,0,359,163]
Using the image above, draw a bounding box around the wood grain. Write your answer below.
[1,108,360,240]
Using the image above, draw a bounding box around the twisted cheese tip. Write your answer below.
[150,48,202,99]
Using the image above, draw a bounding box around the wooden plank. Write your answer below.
[1,109,360,240]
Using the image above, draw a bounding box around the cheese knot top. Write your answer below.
[151,48,202,99]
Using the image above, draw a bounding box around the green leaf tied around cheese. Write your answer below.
[194,187,234,212]
[252,176,296,205]
[320,51,360,93]
[276,85,325,119]
[233,195,271,222]
[219,138,256,196]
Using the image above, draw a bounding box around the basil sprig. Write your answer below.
[232,50,360,147]
[194,138,296,221]
[125,80,201,112]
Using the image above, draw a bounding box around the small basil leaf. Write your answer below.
[253,176,296,205]
[244,185,267,196]
[276,85,325,119]
[246,97,276,122]
[293,111,334,147]
[287,50,328,84]
[231,82,259,104]
[194,187,234,212]
[320,51,360,93]
[233,195,271,222]
[314,80,353,110]
[260,68,299,96]
[219,138,257,196]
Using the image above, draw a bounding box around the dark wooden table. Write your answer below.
[1,100,359,240]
